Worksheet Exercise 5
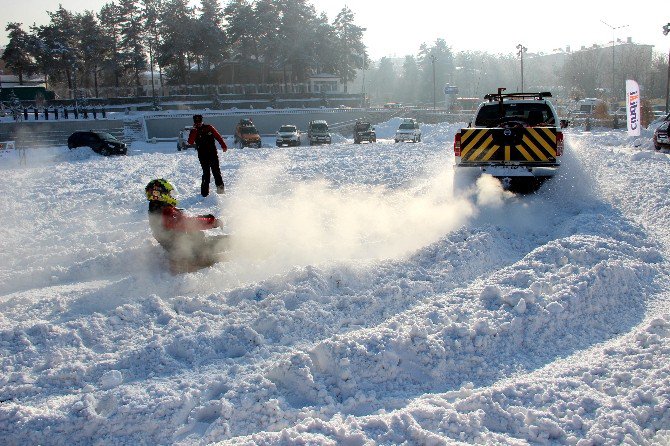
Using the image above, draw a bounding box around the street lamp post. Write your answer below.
[516,44,527,91]
[601,20,629,106]
[430,54,436,110]
[664,23,670,113]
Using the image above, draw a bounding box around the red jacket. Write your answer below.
[148,201,218,250]
[188,124,227,151]
[159,205,218,231]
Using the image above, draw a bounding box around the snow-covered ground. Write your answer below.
[1,120,670,445]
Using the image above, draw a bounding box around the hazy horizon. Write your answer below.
[1,0,669,59]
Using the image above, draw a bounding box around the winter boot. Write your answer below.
[216,184,225,194]
[201,182,209,197]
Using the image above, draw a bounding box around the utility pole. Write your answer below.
[362,52,366,108]
[430,54,436,110]
[601,20,629,106]
[516,44,527,91]
[664,23,670,113]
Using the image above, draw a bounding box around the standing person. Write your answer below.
[188,114,227,196]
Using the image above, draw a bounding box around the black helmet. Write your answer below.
[193,114,203,124]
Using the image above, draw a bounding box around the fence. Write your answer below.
[3,107,109,122]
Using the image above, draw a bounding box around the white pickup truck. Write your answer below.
[453,89,566,191]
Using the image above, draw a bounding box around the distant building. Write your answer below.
[0,74,47,88]
[309,73,342,93]
[523,37,654,98]
[140,70,162,96]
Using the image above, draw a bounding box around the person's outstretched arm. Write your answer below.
[209,126,227,151]
[162,207,218,232]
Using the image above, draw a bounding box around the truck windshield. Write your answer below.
[311,123,328,132]
[279,126,295,132]
[240,126,258,135]
[356,123,371,130]
[474,103,555,127]
[399,123,414,130]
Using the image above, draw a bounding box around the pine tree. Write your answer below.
[78,11,110,97]
[2,23,36,85]
[158,0,196,85]
[118,0,148,95]
[45,6,80,95]
[418,39,454,103]
[195,0,227,83]
[8,90,23,121]
[400,55,420,104]
[98,2,125,89]
[374,57,396,103]
[29,24,60,90]
[332,7,366,93]
[275,0,322,83]
[142,0,163,97]
[310,12,338,79]
[224,0,260,83]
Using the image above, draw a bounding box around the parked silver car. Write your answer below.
[276,124,300,147]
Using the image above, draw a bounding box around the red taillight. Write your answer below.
[556,132,563,157]
[454,133,461,156]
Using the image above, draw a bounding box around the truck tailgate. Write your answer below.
[460,127,559,163]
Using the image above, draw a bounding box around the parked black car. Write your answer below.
[654,115,670,150]
[67,131,127,156]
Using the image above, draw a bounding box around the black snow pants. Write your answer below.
[197,149,223,196]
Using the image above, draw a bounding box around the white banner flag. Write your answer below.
[626,79,641,136]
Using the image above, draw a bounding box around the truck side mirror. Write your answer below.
[560,119,569,129]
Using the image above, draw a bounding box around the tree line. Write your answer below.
[364,41,669,107]
[1,0,367,97]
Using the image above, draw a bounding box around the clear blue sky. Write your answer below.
[1,0,669,59]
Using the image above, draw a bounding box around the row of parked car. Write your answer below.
[176,117,423,150]
[66,116,427,156]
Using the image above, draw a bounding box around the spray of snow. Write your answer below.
[207,153,512,283]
